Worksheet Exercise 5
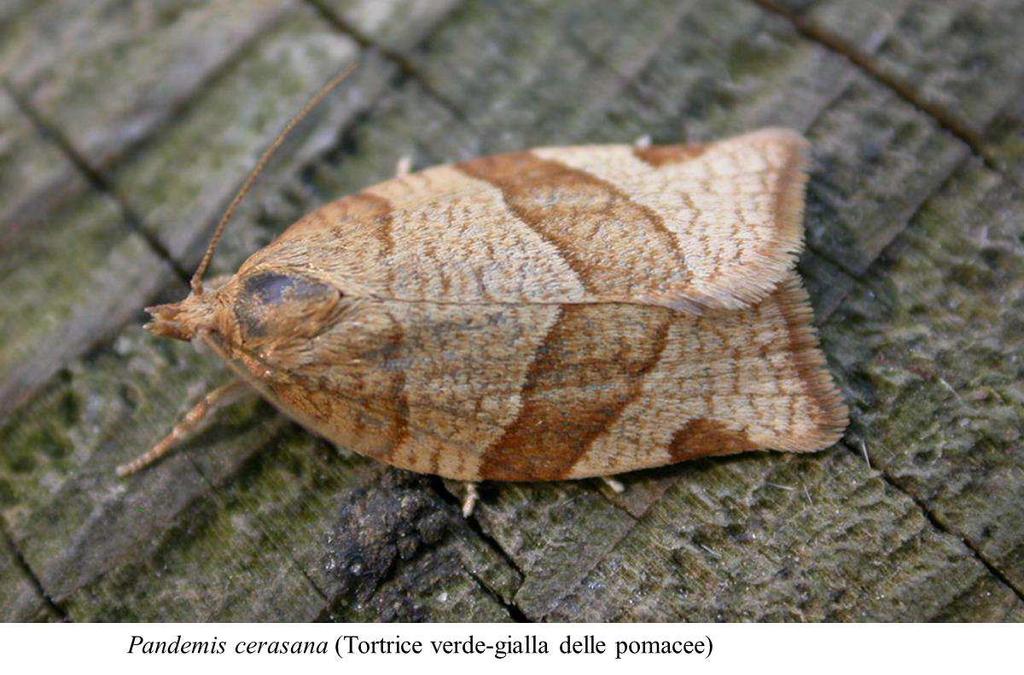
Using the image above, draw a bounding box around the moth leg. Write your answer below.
[116,380,254,477]
[461,482,480,518]
[600,476,626,494]
[633,134,652,149]
[395,155,413,177]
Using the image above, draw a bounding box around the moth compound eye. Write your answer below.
[233,271,341,343]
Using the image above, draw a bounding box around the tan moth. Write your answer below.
[120,66,848,516]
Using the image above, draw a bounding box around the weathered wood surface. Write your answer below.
[1,0,1022,621]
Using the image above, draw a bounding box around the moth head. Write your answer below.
[145,270,344,356]
[144,291,220,343]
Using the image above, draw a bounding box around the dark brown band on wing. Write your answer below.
[632,143,708,167]
[378,313,410,461]
[325,192,396,288]
[267,305,410,463]
[667,419,758,463]
[456,151,689,299]
[480,304,673,481]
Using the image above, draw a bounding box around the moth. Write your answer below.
[120,67,848,516]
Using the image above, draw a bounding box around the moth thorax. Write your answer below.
[231,270,343,347]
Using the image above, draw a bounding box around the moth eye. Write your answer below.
[233,271,340,341]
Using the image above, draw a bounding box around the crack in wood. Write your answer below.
[841,440,1024,604]
[466,569,532,622]
[0,513,68,621]
[303,0,472,127]
[558,3,698,116]
[808,149,1024,607]
[430,478,527,581]
[0,79,191,283]
[749,0,1007,176]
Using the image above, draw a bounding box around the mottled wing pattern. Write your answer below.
[246,273,847,481]
[221,128,847,480]
[526,129,808,310]
[242,128,808,313]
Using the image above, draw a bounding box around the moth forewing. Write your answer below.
[198,271,846,482]
[129,121,847,500]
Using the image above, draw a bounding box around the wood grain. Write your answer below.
[1,0,1022,621]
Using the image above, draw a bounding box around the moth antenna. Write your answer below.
[190,61,359,295]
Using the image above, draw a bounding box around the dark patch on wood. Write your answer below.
[320,471,452,618]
